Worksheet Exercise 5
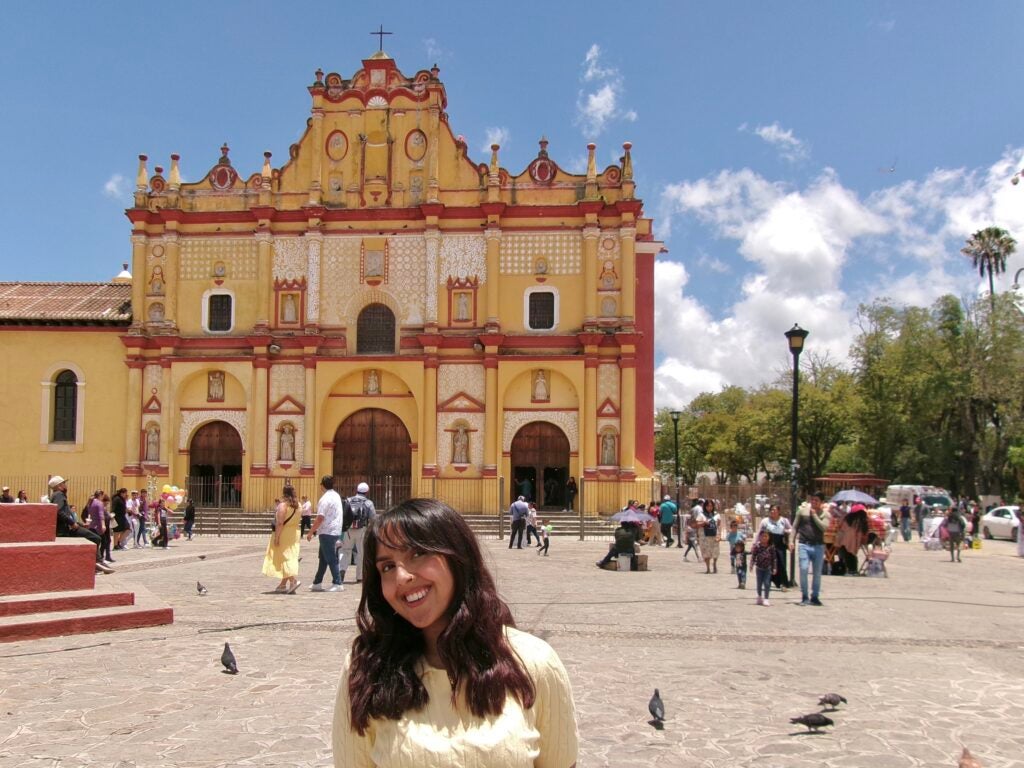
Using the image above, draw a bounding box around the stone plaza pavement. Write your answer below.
[1,530,1022,768]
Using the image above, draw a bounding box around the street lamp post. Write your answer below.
[670,410,683,547]
[784,324,809,586]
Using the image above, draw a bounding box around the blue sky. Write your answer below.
[2,2,1022,406]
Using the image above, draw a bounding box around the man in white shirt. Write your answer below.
[306,475,349,592]
[126,491,141,548]
[299,494,313,535]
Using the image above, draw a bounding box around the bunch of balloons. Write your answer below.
[161,484,185,510]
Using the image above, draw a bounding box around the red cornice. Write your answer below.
[578,201,603,215]
[577,332,604,347]
[480,202,506,217]
[0,325,125,333]
[501,335,581,349]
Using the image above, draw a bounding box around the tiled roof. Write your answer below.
[0,282,133,324]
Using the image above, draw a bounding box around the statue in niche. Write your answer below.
[149,266,165,294]
[455,292,471,321]
[599,260,618,289]
[282,294,298,323]
[535,257,548,275]
[365,369,380,395]
[145,424,160,462]
[208,371,225,402]
[279,424,295,462]
[533,370,549,401]
[452,425,469,464]
[147,302,164,322]
[601,431,617,466]
[365,249,384,278]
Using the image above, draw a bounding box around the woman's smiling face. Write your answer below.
[376,541,456,648]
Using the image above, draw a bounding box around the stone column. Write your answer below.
[424,229,440,326]
[484,354,498,471]
[484,226,501,328]
[130,234,147,329]
[252,360,269,472]
[619,355,636,476]
[124,362,144,471]
[428,106,440,202]
[619,225,637,326]
[303,360,316,474]
[304,231,322,326]
[309,108,324,205]
[255,231,273,330]
[584,356,598,473]
[162,231,179,330]
[159,359,174,474]
[583,225,599,325]
[422,358,438,475]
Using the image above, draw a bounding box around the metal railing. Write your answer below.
[0,474,117,510]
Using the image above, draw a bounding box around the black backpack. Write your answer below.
[348,496,370,528]
[704,515,718,538]
[340,497,355,532]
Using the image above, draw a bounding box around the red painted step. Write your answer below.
[0,604,174,643]
[0,589,135,618]
[0,503,57,543]
[0,540,97,595]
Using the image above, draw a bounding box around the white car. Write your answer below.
[981,506,1020,541]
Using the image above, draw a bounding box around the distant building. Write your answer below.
[0,52,661,515]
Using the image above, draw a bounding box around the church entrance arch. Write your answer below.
[333,408,412,509]
[188,420,243,508]
[510,422,570,509]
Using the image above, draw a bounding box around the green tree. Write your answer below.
[961,226,1017,314]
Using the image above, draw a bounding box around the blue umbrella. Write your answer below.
[830,489,879,505]
[610,508,651,524]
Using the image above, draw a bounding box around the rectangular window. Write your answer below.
[528,292,555,330]
[208,295,232,332]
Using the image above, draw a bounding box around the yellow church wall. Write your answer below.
[0,329,128,479]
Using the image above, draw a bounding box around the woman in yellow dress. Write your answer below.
[263,484,302,594]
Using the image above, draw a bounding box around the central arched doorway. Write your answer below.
[333,408,412,510]
[510,421,570,509]
[188,420,243,508]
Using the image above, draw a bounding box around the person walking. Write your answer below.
[794,492,829,606]
[307,475,350,592]
[537,519,551,556]
[507,495,529,549]
[758,504,792,591]
[299,494,313,535]
[1015,506,1024,558]
[151,497,169,548]
[111,488,130,551]
[646,500,664,547]
[263,484,302,593]
[340,482,377,584]
[750,529,776,605]
[899,499,913,542]
[695,499,721,574]
[658,495,677,547]
[525,503,540,547]
[565,476,577,512]
[943,505,967,563]
[135,489,151,547]
[182,496,196,540]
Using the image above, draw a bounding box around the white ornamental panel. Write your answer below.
[502,410,578,453]
[320,236,362,326]
[437,364,485,404]
[597,363,620,407]
[440,235,487,282]
[272,237,307,281]
[388,236,427,324]
[500,232,581,275]
[178,410,247,451]
[180,238,258,280]
[270,364,305,407]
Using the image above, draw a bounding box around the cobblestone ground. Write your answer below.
[1,532,1022,767]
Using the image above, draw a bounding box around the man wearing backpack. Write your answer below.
[339,482,376,584]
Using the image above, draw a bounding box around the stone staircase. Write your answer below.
[0,503,173,642]
[190,507,617,539]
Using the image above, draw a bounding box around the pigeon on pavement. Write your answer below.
[818,693,847,710]
[197,581,208,596]
[198,554,207,560]
[790,713,833,733]
[648,689,665,723]
[221,642,238,674]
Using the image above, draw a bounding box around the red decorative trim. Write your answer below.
[619,470,637,481]
[179,407,247,412]
[269,395,305,414]
[421,465,438,478]
[0,325,124,333]
[437,391,485,412]
[250,466,270,477]
[502,407,576,413]
[121,466,145,477]
[143,394,161,413]
[328,392,414,399]
[480,202,506,217]
[482,467,497,478]
[597,397,620,417]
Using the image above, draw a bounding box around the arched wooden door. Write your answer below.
[188,420,243,507]
[510,421,570,509]
[333,408,412,510]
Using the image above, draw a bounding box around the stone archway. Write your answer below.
[510,421,570,509]
[188,420,243,508]
[332,408,412,509]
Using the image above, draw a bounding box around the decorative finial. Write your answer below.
[490,143,500,176]
[136,154,149,190]
[430,63,440,78]
[538,137,549,157]
[314,68,324,85]
[621,141,633,180]
[262,151,272,179]
[586,142,597,180]
[220,143,230,163]
[168,154,181,189]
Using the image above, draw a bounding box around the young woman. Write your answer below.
[262,484,301,594]
[334,498,578,767]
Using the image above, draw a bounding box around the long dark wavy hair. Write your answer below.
[347,498,535,733]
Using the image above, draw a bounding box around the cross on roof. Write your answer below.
[371,24,392,52]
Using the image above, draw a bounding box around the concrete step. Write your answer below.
[0,539,97,595]
[0,589,135,618]
[0,601,174,643]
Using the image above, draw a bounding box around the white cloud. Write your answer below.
[423,38,445,62]
[742,121,810,162]
[481,127,509,154]
[652,148,1024,407]
[575,44,634,137]
[103,174,129,199]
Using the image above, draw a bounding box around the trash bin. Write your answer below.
[617,554,632,572]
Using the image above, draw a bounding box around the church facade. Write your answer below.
[0,52,660,515]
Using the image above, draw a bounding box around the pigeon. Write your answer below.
[790,713,833,733]
[198,554,207,560]
[221,642,238,674]
[648,689,665,723]
[197,581,208,596]
[959,747,984,768]
[818,693,847,710]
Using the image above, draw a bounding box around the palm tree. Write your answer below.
[961,227,1017,313]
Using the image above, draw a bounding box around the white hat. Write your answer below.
[357,482,370,494]
[48,475,66,489]
[663,495,671,501]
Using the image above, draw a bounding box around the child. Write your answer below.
[733,539,748,589]
[750,529,776,606]
[726,519,744,573]
[537,519,551,556]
